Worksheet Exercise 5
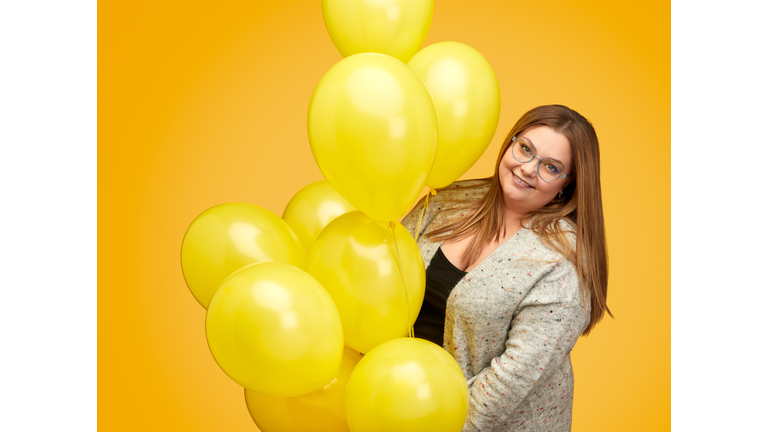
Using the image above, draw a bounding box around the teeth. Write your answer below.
[514,173,533,187]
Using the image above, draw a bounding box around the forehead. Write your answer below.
[519,126,572,169]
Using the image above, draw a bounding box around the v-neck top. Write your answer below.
[413,246,467,346]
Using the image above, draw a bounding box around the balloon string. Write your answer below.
[390,221,414,338]
[415,188,437,242]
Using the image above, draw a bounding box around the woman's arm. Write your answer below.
[462,262,591,431]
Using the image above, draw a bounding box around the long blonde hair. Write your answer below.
[419,105,612,335]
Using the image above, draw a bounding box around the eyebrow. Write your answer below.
[521,135,566,166]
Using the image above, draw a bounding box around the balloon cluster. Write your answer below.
[180,1,500,431]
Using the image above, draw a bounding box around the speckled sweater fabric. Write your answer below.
[401,180,591,432]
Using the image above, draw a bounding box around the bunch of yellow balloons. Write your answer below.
[180,0,500,430]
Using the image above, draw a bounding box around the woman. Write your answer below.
[401,104,612,431]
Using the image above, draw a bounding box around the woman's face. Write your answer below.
[498,125,573,215]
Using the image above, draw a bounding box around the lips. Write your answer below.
[513,172,534,188]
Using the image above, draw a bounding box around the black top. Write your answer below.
[413,246,467,346]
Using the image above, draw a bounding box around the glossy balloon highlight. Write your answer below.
[282,180,357,252]
[322,0,434,63]
[307,53,438,222]
[307,211,425,353]
[346,338,469,432]
[181,203,306,308]
[408,41,501,188]
[206,262,344,397]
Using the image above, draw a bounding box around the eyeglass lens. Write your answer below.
[511,141,564,182]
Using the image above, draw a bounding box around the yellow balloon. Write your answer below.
[321,0,434,63]
[346,338,469,432]
[206,262,344,397]
[308,53,438,223]
[245,346,363,432]
[282,180,357,252]
[181,203,306,309]
[307,211,425,354]
[407,41,501,188]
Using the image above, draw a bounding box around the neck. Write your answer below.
[500,200,528,239]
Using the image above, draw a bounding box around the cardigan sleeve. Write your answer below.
[401,180,491,241]
[462,260,591,431]
[400,195,434,241]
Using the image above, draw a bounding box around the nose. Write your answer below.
[520,158,539,178]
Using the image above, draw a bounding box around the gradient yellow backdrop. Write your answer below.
[99,1,670,430]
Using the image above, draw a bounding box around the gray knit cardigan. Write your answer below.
[401,179,591,432]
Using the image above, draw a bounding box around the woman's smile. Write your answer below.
[512,172,535,188]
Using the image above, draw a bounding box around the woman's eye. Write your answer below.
[545,163,561,174]
[521,144,532,154]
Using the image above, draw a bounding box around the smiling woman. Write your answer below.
[404,104,612,431]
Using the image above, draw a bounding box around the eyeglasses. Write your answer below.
[510,136,570,183]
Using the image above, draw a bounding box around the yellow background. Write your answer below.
[99,0,670,430]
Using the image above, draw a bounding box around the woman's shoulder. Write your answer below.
[556,218,576,236]
[403,178,490,217]
[529,216,576,238]
[522,217,577,260]
[441,178,491,189]
[401,179,490,239]
[436,178,491,199]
